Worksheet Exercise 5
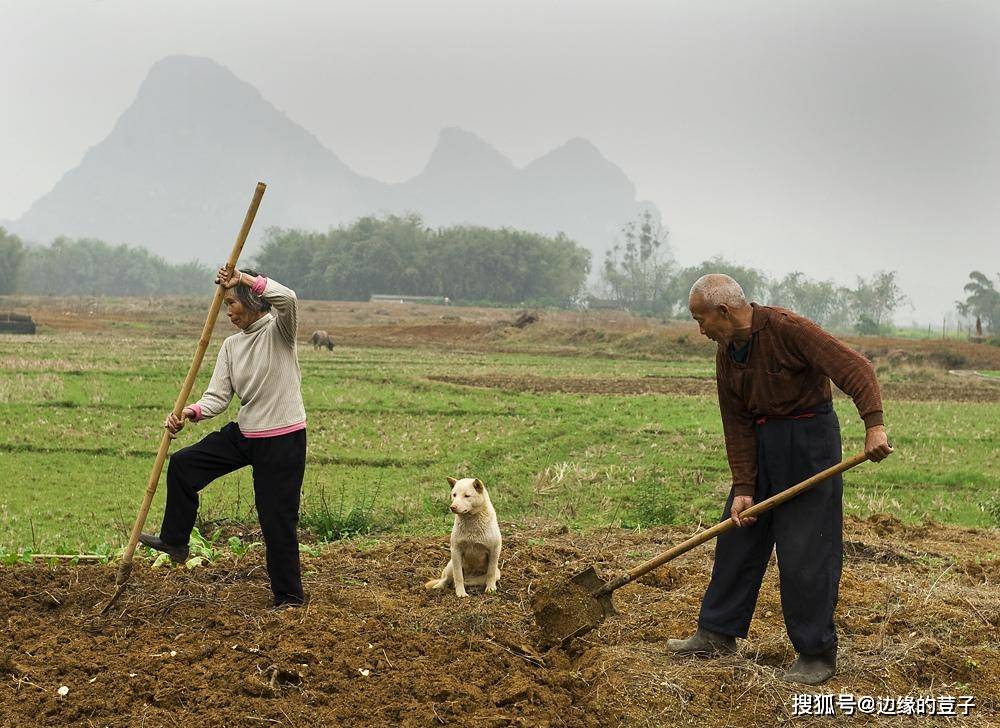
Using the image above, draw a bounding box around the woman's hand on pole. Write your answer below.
[216,266,242,289]
[164,407,194,439]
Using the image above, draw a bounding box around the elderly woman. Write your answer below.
[140,266,307,609]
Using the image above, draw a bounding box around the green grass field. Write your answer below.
[1,329,997,554]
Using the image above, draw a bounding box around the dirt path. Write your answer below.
[1,518,996,726]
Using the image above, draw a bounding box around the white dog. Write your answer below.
[425,477,502,598]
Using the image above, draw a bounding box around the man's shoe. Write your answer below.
[666,627,737,656]
[782,649,837,685]
[138,534,189,564]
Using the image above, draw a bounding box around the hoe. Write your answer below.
[533,452,872,646]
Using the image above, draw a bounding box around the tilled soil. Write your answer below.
[1,517,997,727]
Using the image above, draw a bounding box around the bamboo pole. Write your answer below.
[102,182,266,612]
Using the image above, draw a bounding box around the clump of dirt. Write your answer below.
[954,558,1000,588]
[867,512,906,536]
[858,512,941,541]
[532,580,605,647]
[512,311,539,329]
[638,565,680,589]
[0,522,997,726]
[844,539,919,565]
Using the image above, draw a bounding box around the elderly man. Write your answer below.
[668,274,892,685]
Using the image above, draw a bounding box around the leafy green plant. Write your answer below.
[149,527,223,569]
[189,527,223,558]
[0,548,33,565]
[985,497,1000,526]
[226,535,260,559]
[300,543,324,558]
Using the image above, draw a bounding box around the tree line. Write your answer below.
[0,228,212,296]
[0,217,591,304]
[253,214,591,304]
[2,216,995,335]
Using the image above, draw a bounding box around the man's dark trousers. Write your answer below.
[159,422,307,605]
[698,403,843,655]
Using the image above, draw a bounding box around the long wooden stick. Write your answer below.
[105,182,266,607]
[595,451,871,597]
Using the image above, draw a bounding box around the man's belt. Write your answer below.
[755,401,833,427]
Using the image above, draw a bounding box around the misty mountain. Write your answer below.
[10,55,656,268]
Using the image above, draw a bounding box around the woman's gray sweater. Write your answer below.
[188,277,306,437]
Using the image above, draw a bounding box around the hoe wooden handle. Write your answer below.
[114,182,266,587]
[596,451,871,597]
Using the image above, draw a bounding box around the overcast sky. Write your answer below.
[2,0,997,324]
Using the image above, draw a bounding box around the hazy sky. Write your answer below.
[2,0,997,324]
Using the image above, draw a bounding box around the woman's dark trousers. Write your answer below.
[159,422,306,605]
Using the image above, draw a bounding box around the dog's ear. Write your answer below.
[473,478,484,492]
[447,477,458,487]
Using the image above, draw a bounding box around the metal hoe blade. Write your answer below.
[532,565,617,647]
[535,454,876,648]
[571,566,616,618]
[556,566,617,644]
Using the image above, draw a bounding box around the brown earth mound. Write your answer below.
[1,519,997,727]
[428,374,715,396]
[11,293,1000,374]
[428,373,1000,403]
[879,378,1000,403]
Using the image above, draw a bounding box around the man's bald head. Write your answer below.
[689,274,747,309]
[688,273,753,345]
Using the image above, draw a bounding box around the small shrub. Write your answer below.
[625,477,678,528]
[301,481,381,541]
[854,316,878,336]
[928,350,968,369]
